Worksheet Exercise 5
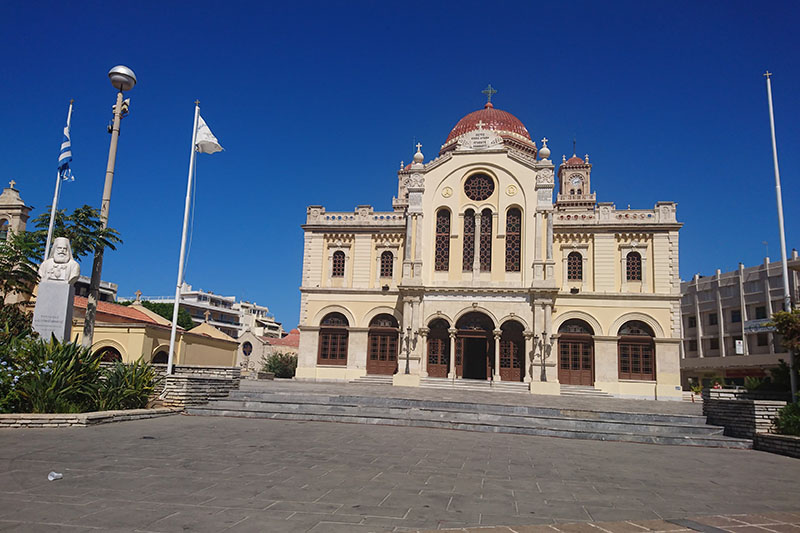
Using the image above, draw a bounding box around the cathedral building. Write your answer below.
[297,93,683,400]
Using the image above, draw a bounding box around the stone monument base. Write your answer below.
[32,281,75,342]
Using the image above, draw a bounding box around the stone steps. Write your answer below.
[420,377,530,394]
[187,391,752,449]
[350,375,393,385]
[560,384,614,398]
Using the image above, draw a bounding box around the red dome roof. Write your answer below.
[565,155,586,165]
[444,103,532,145]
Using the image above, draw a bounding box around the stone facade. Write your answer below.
[297,98,683,399]
[702,389,785,438]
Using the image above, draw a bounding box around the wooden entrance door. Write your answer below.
[427,336,449,377]
[366,330,398,375]
[499,339,523,382]
[458,336,491,379]
[558,336,593,386]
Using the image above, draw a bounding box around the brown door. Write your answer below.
[558,336,593,386]
[366,330,398,375]
[499,339,523,382]
[427,336,449,378]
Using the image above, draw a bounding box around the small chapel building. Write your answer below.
[297,93,683,400]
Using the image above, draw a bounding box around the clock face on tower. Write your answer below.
[570,174,583,186]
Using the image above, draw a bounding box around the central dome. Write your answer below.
[441,103,535,155]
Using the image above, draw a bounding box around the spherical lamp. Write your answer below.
[108,65,137,92]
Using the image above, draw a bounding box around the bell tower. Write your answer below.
[0,180,32,240]
[556,152,595,210]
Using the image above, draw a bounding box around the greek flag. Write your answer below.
[58,126,74,181]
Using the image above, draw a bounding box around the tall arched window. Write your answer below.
[505,208,521,272]
[332,251,345,277]
[626,251,642,281]
[380,251,393,278]
[435,209,450,271]
[0,219,8,240]
[318,312,349,365]
[618,320,655,380]
[567,252,582,281]
[480,208,492,272]
[462,209,475,271]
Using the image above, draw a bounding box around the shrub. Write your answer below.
[744,376,764,392]
[11,337,102,413]
[775,401,800,436]
[94,359,162,411]
[262,352,297,378]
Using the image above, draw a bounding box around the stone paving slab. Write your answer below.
[241,380,703,416]
[0,415,798,532]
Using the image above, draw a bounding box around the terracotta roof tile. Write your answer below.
[73,296,160,325]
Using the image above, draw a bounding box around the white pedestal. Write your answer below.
[32,281,75,342]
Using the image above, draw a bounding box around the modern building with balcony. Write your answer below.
[680,251,800,386]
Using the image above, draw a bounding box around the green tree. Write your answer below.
[770,309,800,397]
[25,205,122,260]
[0,232,39,299]
[119,300,195,330]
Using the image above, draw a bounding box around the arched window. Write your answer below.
[480,208,492,272]
[367,314,399,375]
[96,346,122,363]
[567,252,582,281]
[464,174,495,201]
[332,251,345,277]
[618,320,655,380]
[435,209,450,271]
[380,251,393,278]
[462,209,475,271]
[626,252,642,281]
[0,219,7,240]
[152,351,169,364]
[505,208,521,272]
[318,312,349,365]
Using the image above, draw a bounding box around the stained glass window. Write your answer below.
[435,209,450,271]
[463,210,475,271]
[626,251,642,281]
[380,250,393,278]
[505,208,521,272]
[332,250,345,277]
[464,174,495,201]
[480,208,492,272]
[567,251,582,280]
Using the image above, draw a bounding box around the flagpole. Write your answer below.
[764,71,796,399]
[44,100,74,261]
[167,101,201,375]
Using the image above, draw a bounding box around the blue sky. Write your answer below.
[1,1,799,329]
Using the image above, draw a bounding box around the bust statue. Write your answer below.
[39,237,80,285]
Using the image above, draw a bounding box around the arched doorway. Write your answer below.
[426,319,450,378]
[557,319,594,386]
[367,314,399,375]
[318,312,349,365]
[456,312,494,380]
[95,346,122,363]
[618,320,656,380]
[152,351,169,364]
[499,320,524,382]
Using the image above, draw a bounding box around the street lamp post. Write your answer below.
[82,65,136,349]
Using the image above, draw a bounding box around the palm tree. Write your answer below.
[25,205,122,261]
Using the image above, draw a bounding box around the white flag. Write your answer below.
[195,115,223,154]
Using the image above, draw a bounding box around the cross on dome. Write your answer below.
[475,120,485,130]
[8,180,15,189]
[481,84,497,104]
[541,137,548,146]
[415,142,422,152]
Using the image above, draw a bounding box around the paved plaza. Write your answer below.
[1,409,799,532]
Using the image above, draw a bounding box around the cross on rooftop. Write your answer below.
[204,310,211,322]
[415,142,422,152]
[482,84,497,103]
[476,120,485,130]
[541,137,548,145]
[8,180,15,189]
[134,290,142,302]
[764,71,772,78]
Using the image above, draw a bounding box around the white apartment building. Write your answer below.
[125,283,284,339]
[680,251,800,386]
